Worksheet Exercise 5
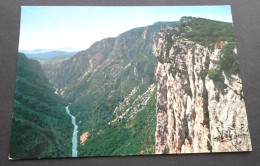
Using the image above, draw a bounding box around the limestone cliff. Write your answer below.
[46,21,178,90]
[44,21,178,139]
[153,17,252,153]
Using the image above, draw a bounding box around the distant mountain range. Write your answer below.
[19,50,78,60]
[20,48,81,54]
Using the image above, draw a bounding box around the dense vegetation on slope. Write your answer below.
[52,22,177,143]
[10,53,73,159]
[68,53,157,133]
[78,89,157,156]
[178,17,235,47]
[49,22,177,157]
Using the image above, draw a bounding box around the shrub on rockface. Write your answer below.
[208,68,222,82]
[218,44,239,73]
[200,44,239,82]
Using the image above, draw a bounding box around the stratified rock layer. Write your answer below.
[153,24,252,153]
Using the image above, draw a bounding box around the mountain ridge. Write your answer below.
[45,21,178,90]
[22,51,77,60]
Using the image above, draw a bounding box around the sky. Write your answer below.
[19,6,233,51]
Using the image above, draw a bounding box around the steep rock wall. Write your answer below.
[153,27,252,153]
[46,22,178,90]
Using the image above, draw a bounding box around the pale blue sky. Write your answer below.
[19,6,233,51]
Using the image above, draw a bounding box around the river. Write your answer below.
[65,106,78,157]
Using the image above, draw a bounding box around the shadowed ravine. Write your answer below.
[65,106,78,157]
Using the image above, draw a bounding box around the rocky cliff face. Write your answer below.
[153,18,252,153]
[46,22,178,90]
[44,21,178,138]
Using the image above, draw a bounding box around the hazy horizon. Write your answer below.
[19,6,233,51]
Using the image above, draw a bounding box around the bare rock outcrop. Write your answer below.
[153,20,252,153]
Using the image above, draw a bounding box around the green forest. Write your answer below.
[78,89,157,156]
[66,53,158,156]
[10,53,73,159]
[178,17,235,47]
